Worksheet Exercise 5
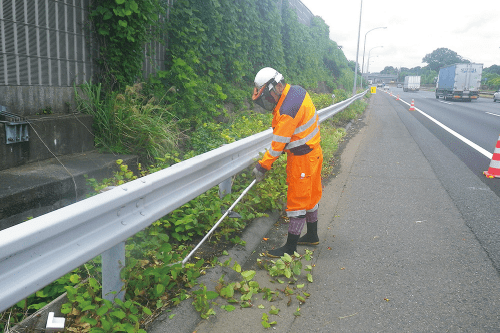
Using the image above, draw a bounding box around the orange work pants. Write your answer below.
[285,146,323,217]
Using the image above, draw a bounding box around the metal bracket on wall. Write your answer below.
[0,105,30,144]
[3,121,30,144]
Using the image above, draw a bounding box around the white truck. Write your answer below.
[403,76,420,92]
[435,63,483,101]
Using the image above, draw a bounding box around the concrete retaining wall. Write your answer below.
[0,152,138,231]
[0,86,76,116]
[0,113,94,171]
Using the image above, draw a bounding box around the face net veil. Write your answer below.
[252,68,284,111]
[252,83,279,111]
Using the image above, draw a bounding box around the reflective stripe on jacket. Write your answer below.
[258,84,320,171]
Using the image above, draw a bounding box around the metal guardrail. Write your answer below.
[0,89,368,313]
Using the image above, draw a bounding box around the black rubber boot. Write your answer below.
[266,233,300,258]
[297,221,319,245]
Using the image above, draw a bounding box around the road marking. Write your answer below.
[438,100,453,105]
[394,96,493,159]
[467,187,490,191]
[486,112,500,117]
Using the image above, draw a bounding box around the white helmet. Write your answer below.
[254,67,284,90]
[252,67,285,111]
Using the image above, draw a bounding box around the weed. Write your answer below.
[36,107,53,115]
[75,82,181,163]
[0,90,368,332]
[191,250,314,328]
[258,249,314,284]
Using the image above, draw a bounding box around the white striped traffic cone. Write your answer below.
[396,95,400,101]
[484,135,500,178]
[409,99,415,111]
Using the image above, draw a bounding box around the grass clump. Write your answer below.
[75,82,182,163]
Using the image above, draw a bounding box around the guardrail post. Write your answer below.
[218,177,232,199]
[101,242,125,302]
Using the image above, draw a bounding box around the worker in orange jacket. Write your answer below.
[252,67,323,258]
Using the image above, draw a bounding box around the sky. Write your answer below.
[299,0,500,73]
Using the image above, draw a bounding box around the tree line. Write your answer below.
[378,47,500,88]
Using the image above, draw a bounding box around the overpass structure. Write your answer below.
[362,73,399,83]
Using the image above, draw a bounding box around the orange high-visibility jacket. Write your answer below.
[258,84,320,171]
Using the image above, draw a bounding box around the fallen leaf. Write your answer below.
[384,298,390,302]
[263,238,269,241]
[269,305,280,315]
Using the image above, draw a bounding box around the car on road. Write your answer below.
[494,90,500,102]
[397,83,402,88]
[383,85,390,91]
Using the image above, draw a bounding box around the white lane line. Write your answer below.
[393,95,493,159]
[486,112,500,117]
[438,100,453,105]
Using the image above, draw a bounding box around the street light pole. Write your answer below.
[366,55,378,74]
[352,0,363,95]
[366,45,383,77]
[360,26,386,89]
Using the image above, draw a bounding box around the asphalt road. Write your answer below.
[149,92,500,332]
[385,86,500,197]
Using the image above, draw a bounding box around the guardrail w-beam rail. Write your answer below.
[0,90,368,313]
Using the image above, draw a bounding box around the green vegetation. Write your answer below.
[1,91,369,332]
[482,65,500,90]
[76,0,359,165]
[87,0,353,132]
[379,47,499,88]
[0,0,375,331]
[422,48,470,72]
[75,82,181,161]
[90,0,165,91]
[191,249,315,323]
[380,65,437,85]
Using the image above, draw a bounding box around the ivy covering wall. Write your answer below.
[89,0,353,123]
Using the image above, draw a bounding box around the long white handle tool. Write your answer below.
[181,179,257,266]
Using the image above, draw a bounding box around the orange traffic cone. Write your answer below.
[396,95,400,101]
[484,135,500,178]
[409,99,415,111]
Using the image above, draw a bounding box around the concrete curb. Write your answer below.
[146,211,280,333]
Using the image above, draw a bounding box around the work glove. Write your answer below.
[252,167,266,183]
